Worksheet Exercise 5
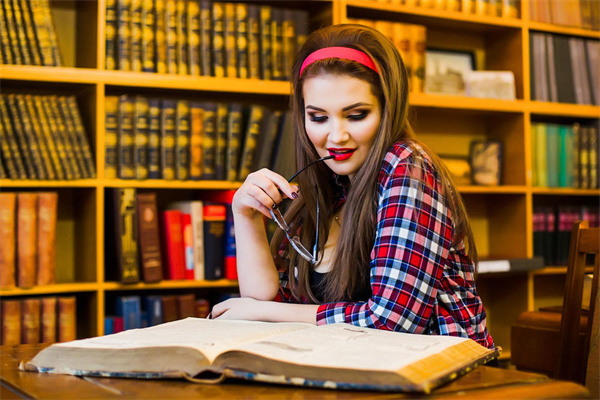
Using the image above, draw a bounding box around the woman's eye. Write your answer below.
[308,115,327,122]
[348,111,368,121]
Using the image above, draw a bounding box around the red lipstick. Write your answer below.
[327,148,356,161]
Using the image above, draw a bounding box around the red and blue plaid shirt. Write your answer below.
[274,142,494,349]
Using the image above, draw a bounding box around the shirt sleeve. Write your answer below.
[316,154,454,331]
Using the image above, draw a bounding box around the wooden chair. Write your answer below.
[511,220,599,385]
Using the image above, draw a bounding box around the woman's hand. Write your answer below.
[211,297,267,321]
[232,169,299,219]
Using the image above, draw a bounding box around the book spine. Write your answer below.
[176,294,196,318]
[195,298,210,318]
[41,97,74,179]
[259,5,272,80]
[17,193,37,288]
[0,193,16,289]
[247,5,260,79]
[255,110,283,171]
[24,95,56,180]
[573,123,580,188]
[141,0,155,72]
[214,103,228,181]
[160,99,177,180]
[40,296,57,343]
[117,0,132,71]
[201,102,217,180]
[39,0,61,65]
[181,212,194,280]
[144,295,164,326]
[54,95,85,179]
[238,105,265,181]
[236,4,249,79]
[105,0,118,70]
[176,0,188,75]
[1,300,21,345]
[136,192,163,283]
[0,110,20,179]
[271,9,284,81]
[65,96,96,178]
[2,95,33,178]
[36,192,58,285]
[10,0,32,65]
[203,203,226,280]
[117,296,142,330]
[212,2,225,78]
[134,96,150,180]
[115,188,140,283]
[7,95,39,179]
[187,0,201,76]
[3,0,23,65]
[57,296,76,342]
[295,10,309,52]
[282,10,296,81]
[19,0,42,65]
[224,204,237,280]
[28,0,53,66]
[224,2,237,78]
[165,0,177,74]
[31,96,63,179]
[118,95,136,180]
[147,99,162,179]
[199,0,212,76]
[104,96,119,180]
[160,295,178,322]
[176,100,191,180]
[226,103,243,182]
[546,124,560,187]
[154,0,167,74]
[21,298,40,344]
[190,201,205,281]
[189,102,204,180]
[0,2,14,65]
[161,210,186,280]
[130,0,143,72]
[579,126,590,189]
[16,94,48,179]
[589,125,598,189]
[410,24,427,93]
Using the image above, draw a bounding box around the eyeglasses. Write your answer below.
[269,155,334,264]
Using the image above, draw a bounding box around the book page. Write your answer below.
[54,318,313,363]
[234,323,478,372]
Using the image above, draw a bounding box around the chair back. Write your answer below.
[556,220,599,383]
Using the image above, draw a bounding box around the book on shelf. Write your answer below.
[176,294,196,318]
[160,99,177,180]
[117,0,132,71]
[189,101,204,180]
[161,295,179,322]
[23,318,498,393]
[134,96,150,180]
[161,209,186,280]
[214,103,229,180]
[211,1,225,78]
[224,2,237,78]
[478,257,544,274]
[136,192,163,283]
[117,295,143,331]
[17,193,37,288]
[203,202,226,281]
[147,98,162,179]
[238,105,265,181]
[36,192,58,286]
[118,95,136,179]
[201,102,217,180]
[175,100,191,180]
[144,295,164,327]
[165,0,177,74]
[176,0,189,75]
[40,297,57,344]
[105,96,119,179]
[170,200,205,281]
[529,0,599,30]
[1,299,21,345]
[236,3,249,79]
[106,188,140,284]
[131,0,143,72]
[0,193,17,289]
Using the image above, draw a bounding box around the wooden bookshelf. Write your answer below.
[1,0,598,357]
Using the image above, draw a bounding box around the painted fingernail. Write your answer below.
[291,192,298,199]
[272,203,278,209]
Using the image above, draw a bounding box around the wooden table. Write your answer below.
[0,344,590,399]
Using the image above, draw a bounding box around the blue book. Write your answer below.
[116,296,142,331]
[104,317,114,335]
[144,295,163,326]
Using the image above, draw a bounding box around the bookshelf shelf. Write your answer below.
[525,21,600,39]
[0,283,99,297]
[102,280,239,291]
[457,185,528,194]
[101,180,242,190]
[0,66,100,84]
[409,93,526,113]
[528,101,600,118]
[531,188,600,196]
[529,266,595,276]
[0,180,99,188]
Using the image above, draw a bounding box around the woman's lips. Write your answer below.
[327,148,356,161]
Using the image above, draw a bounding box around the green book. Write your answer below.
[558,125,574,188]
[534,123,548,188]
[546,124,560,188]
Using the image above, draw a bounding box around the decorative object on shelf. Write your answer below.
[469,140,503,186]
[425,48,475,96]
[439,155,472,185]
[464,71,516,100]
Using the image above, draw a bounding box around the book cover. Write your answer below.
[161,295,178,322]
[585,40,599,105]
[130,0,143,72]
[136,192,163,283]
[134,96,150,180]
[224,2,237,78]
[579,125,590,189]
[238,105,265,181]
[235,3,249,79]
[176,0,188,75]
[107,188,140,284]
[553,35,576,104]
[160,99,177,180]
[24,318,499,393]
[104,317,114,335]
[2,95,34,178]
[177,294,196,318]
[36,192,58,286]
[532,208,545,259]
[203,203,226,281]
[199,0,212,76]
[282,9,296,81]
[259,5,272,80]
[161,209,186,280]
[171,201,205,281]
[201,102,217,180]
[226,103,244,182]
[211,2,225,78]
[40,297,57,344]
[104,0,118,70]
[187,0,201,76]
[175,100,191,180]
[1,300,21,345]
[165,0,177,74]
[113,316,124,333]
[17,192,37,288]
[247,5,260,79]
[214,103,228,181]
[21,298,41,344]
[154,0,167,74]
[0,98,27,179]
[144,295,163,327]
[189,102,204,180]
[147,99,162,179]
[118,95,136,180]
[0,193,16,289]
[141,0,155,72]
[117,295,142,331]
[117,0,132,71]
[104,96,119,179]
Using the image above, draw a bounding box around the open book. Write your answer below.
[22,318,499,393]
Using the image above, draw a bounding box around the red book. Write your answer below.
[113,316,124,333]
[180,213,194,280]
[161,210,186,280]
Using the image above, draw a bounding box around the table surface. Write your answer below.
[0,344,590,400]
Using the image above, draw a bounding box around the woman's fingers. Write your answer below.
[232,169,299,217]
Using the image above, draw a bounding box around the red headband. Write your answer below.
[299,47,379,76]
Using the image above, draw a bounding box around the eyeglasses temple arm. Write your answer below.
[287,155,335,183]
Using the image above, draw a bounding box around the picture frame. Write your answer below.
[440,155,472,186]
[425,49,476,96]
[469,140,503,186]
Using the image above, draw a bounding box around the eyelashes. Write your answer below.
[307,111,369,123]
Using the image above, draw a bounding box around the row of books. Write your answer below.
[106,293,211,333]
[347,19,426,93]
[0,94,96,180]
[0,192,58,290]
[531,122,599,189]
[106,95,290,182]
[529,0,600,31]
[370,0,519,18]
[0,296,76,345]
[105,0,309,81]
[533,205,599,266]
[0,0,62,66]
[106,188,236,285]
[530,32,599,105]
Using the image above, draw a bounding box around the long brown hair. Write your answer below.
[270,24,477,303]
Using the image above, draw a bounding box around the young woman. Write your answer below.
[211,24,494,349]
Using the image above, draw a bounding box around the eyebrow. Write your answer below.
[305,102,373,112]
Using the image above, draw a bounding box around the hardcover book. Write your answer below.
[57,297,77,342]
[0,192,16,289]
[21,298,41,344]
[36,192,58,286]
[23,318,498,393]
[107,188,140,284]
[136,192,163,283]
[17,192,37,288]
[1,300,21,345]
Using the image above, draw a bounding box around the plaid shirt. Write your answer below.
[274,142,494,349]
